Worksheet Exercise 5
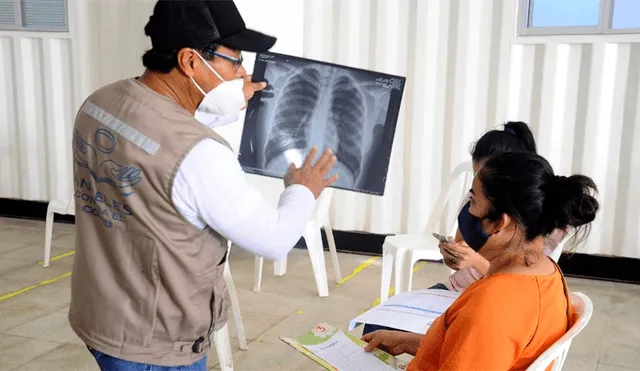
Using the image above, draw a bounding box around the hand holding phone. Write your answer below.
[432,233,449,243]
[433,233,457,257]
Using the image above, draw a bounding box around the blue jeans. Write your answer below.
[362,283,449,336]
[88,348,207,371]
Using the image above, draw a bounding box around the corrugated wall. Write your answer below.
[0,0,154,203]
[304,0,640,258]
[0,35,75,202]
[0,0,639,258]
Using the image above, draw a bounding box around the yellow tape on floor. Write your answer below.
[37,250,76,265]
[0,272,72,302]
[336,256,379,287]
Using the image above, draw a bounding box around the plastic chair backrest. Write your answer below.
[526,292,593,371]
[547,228,576,263]
[422,161,474,236]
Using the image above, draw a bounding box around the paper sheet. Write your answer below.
[302,331,396,371]
[349,289,460,334]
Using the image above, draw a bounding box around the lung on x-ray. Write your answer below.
[238,52,406,196]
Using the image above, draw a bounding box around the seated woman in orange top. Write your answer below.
[363,152,599,370]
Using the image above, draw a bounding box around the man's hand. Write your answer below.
[284,147,338,199]
[361,330,422,356]
[439,239,488,273]
[242,75,268,103]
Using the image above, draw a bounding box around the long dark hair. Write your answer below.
[477,152,599,247]
[471,121,537,162]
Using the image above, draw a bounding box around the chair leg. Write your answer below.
[274,257,287,277]
[213,323,234,371]
[43,206,55,268]
[380,249,394,303]
[224,263,247,351]
[305,224,329,297]
[407,256,418,293]
[323,223,342,284]
[253,256,264,293]
[393,249,412,296]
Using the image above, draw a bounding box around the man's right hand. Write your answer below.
[284,147,338,199]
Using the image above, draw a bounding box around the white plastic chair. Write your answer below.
[43,196,76,267]
[224,241,248,351]
[213,241,248,371]
[253,188,341,298]
[380,161,474,302]
[212,323,234,371]
[547,229,576,263]
[526,292,594,371]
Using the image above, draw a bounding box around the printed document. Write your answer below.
[303,331,396,371]
[349,289,460,334]
[282,323,402,370]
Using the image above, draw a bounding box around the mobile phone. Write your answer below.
[432,233,448,243]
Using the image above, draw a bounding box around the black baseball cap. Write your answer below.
[144,0,277,53]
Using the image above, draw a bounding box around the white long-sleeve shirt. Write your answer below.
[171,130,315,261]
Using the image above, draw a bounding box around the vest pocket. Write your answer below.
[116,228,160,348]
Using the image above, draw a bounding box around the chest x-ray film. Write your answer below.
[238,52,406,196]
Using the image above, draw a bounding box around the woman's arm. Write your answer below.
[401,332,425,356]
[362,331,424,356]
[471,255,490,275]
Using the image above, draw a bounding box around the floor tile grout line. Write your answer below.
[595,315,609,364]
[5,341,70,371]
[0,331,69,345]
[0,304,71,334]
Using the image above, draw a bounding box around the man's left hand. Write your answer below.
[242,74,268,103]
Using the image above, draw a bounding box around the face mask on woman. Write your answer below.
[457,202,490,252]
[190,51,246,120]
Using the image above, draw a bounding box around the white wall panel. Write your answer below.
[1,0,639,258]
[0,35,74,201]
[304,0,640,259]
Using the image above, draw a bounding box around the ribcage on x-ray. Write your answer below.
[330,75,366,180]
[264,67,322,168]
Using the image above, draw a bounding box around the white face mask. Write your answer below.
[191,51,246,120]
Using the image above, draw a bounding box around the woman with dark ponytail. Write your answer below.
[363,152,599,370]
[437,121,566,290]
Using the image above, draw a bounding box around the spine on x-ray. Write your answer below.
[264,67,322,168]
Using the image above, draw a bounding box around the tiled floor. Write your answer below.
[0,217,639,371]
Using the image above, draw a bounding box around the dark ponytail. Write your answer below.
[504,121,537,153]
[477,152,599,243]
[540,174,599,245]
[470,121,537,162]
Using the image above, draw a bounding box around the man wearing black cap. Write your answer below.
[68,1,337,370]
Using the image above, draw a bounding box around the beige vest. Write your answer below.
[69,78,231,366]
